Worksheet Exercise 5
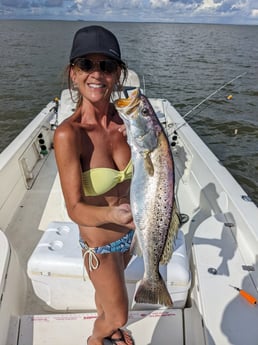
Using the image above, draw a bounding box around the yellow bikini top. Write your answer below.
[82,159,133,196]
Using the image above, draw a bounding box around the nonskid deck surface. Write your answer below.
[18,310,183,345]
[5,151,58,315]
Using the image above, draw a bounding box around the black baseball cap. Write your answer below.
[70,25,125,65]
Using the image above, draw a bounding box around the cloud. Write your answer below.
[196,0,221,11]
[194,0,255,19]
[1,0,258,24]
[45,0,63,6]
[1,0,64,8]
[70,0,141,11]
[67,0,143,18]
[1,0,30,7]
[251,9,258,16]
[218,0,245,12]
[150,0,170,8]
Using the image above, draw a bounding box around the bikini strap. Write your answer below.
[82,244,100,279]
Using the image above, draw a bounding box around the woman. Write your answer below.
[54,26,135,345]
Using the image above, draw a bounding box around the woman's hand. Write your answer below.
[118,125,127,137]
[112,203,135,230]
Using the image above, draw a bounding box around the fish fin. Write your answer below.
[160,202,180,265]
[135,275,173,307]
[130,233,142,257]
[143,151,154,176]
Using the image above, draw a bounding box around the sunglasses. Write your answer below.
[73,58,119,74]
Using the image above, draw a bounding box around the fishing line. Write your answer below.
[173,71,247,131]
[182,72,247,120]
[167,72,247,219]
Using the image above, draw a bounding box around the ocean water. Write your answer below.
[0,20,257,204]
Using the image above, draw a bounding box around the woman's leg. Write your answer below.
[95,292,104,317]
[86,252,131,345]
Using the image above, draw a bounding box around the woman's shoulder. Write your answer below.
[54,118,77,141]
[55,107,83,138]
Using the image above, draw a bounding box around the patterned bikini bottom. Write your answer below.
[79,229,134,275]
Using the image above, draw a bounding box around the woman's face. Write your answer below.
[71,53,121,105]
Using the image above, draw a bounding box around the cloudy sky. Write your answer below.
[1,0,258,24]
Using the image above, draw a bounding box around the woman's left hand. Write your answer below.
[112,203,135,230]
[118,125,127,137]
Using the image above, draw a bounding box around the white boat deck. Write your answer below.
[18,310,183,345]
[3,145,194,345]
[5,150,58,315]
[4,150,188,345]
[2,91,258,345]
[7,147,258,345]
[192,215,258,344]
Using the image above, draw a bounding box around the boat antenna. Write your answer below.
[182,71,247,120]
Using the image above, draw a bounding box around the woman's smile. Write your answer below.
[88,83,106,89]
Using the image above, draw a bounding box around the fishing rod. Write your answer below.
[171,72,247,133]
[169,72,247,215]
[182,71,247,120]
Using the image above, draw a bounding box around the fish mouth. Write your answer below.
[115,88,141,117]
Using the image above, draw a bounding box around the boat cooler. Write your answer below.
[27,222,191,310]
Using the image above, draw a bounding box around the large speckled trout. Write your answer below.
[115,89,179,307]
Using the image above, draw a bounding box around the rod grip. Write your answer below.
[239,289,257,305]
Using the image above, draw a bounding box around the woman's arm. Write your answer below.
[54,123,134,229]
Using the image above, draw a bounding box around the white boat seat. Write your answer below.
[192,215,258,345]
[27,222,191,311]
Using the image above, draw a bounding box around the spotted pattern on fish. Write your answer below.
[115,89,180,307]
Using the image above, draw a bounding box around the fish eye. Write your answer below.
[141,107,149,116]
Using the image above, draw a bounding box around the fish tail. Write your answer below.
[135,275,173,307]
